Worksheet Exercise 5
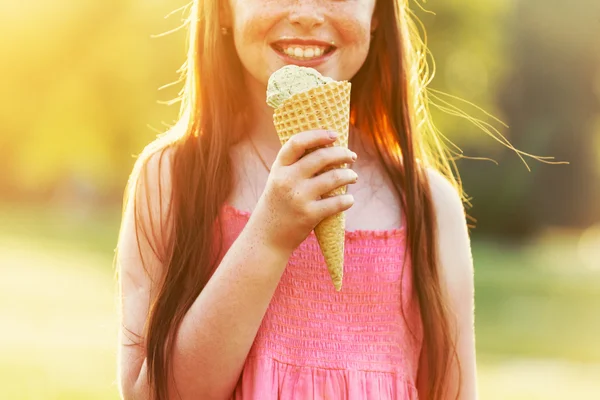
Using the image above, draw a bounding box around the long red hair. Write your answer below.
[119,0,462,398]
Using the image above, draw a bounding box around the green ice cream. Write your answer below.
[266,65,334,108]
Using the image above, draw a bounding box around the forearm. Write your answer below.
[170,215,291,399]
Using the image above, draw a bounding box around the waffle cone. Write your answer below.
[273,80,351,291]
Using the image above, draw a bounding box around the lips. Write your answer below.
[271,39,336,63]
[272,44,335,60]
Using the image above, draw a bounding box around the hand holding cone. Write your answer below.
[267,66,351,291]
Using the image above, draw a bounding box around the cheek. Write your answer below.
[234,15,267,44]
[232,13,273,70]
[328,0,375,42]
[334,13,373,72]
[229,2,283,85]
[231,0,280,42]
[332,13,373,80]
[339,17,371,42]
[336,12,372,47]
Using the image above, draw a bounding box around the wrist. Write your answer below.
[245,201,294,258]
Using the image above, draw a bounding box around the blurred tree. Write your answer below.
[0,0,515,205]
[454,0,600,237]
[415,0,513,146]
[1,0,597,236]
[0,1,185,202]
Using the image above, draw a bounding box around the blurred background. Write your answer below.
[1,0,599,399]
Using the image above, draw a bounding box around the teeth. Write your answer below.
[279,45,329,60]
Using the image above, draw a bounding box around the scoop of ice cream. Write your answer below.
[266,65,334,108]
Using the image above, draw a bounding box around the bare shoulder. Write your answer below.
[117,140,177,285]
[425,168,473,293]
[126,137,179,230]
[426,168,467,230]
[130,140,176,199]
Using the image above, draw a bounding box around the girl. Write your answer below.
[116,0,477,399]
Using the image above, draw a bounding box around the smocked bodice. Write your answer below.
[216,204,422,399]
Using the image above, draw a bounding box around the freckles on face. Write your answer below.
[228,0,377,88]
[228,0,281,76]
[330,2,375,77]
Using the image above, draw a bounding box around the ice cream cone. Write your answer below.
[272,80,351,291]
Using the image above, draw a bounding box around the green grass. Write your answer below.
[1,203,599,399]
[0,236,120,399]
[473,236,600,363]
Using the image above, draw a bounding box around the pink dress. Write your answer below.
[217,204,423,400]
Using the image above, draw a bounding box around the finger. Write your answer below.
[309,194,355,221]
[277,130,339,166]
[306,168,358,198]
[296,146,357,178]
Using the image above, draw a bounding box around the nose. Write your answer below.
[288,4,325,31]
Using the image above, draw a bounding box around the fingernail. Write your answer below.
[328,131,338,139]
[351,152,357,161]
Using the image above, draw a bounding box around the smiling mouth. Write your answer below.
[271,43,336,61]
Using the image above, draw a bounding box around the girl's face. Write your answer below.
[227,0,377,88]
